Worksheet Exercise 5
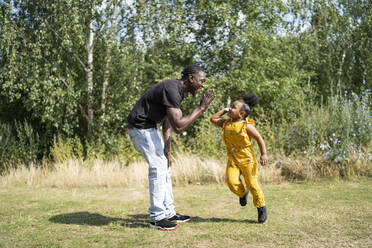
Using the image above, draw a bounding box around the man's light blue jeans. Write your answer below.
[128,127,176,222]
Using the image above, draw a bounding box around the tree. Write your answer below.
[286,0,372,98]
[0,0,127,138]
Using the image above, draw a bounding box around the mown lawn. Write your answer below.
[0,179,371,248]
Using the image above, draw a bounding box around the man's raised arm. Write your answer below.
[166,89,214,133]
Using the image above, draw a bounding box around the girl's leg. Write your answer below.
[225,160,246,198]
[240,162,265,208]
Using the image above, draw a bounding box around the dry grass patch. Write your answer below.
[0,153,283,188]
[277,154,371,180]
[2,153,370,188]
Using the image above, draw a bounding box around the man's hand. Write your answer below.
[200,89,215,110]
[162,117,172,166]
[164,151,172,167]
[166,89,215,133]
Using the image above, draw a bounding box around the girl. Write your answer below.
[210,93,268,223]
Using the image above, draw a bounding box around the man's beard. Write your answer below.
[191,87,198,97]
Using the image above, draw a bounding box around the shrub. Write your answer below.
[0,121,42,172]
[49,136,84,163]
[265,90,372,177]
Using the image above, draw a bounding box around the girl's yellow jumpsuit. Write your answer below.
[222,117,265,208]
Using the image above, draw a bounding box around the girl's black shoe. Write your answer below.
[257,206,267,223]
[239,192,248,206]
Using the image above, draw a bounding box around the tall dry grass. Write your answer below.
[277,154,372,180]
[0,153,283,188]
[1,153,370,188]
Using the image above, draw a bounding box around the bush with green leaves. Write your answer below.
[277,89,371,165]
[0,121,42,172]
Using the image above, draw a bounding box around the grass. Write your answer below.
[0,179,371,248]
[2,152,369,189]
[0,153,284,188]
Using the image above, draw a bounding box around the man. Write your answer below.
[127,65,215,231]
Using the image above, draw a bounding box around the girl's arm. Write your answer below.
[210,108,229,127]
[246,124,268,166]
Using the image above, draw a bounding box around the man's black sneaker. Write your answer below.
[239,191,248,206]
[149,218,178,231]
[257,206,267,223]
[168,213,191,223]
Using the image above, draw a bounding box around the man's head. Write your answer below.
[181,65,206,96]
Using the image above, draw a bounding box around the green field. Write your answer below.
[0,179,371,248]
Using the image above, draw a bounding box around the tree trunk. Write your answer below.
[99,48,112,127]
[337,48,346,93]
[100,2,119,127]
[87,19,94,136]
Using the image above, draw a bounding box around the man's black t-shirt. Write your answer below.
[127,79,184,129]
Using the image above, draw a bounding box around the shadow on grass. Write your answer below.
[49,212,148,228]
[49,212,257,228]
[192,216,257,224]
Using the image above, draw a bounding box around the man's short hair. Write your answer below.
[181,65,204,79]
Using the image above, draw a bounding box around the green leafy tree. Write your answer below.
[286,0,371,98]
[0,0,128,138]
